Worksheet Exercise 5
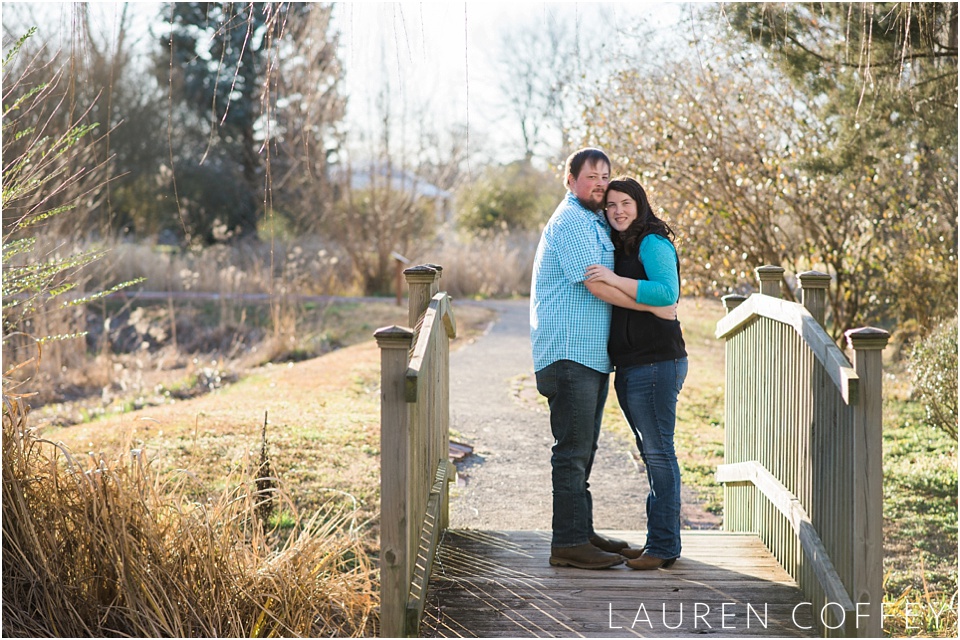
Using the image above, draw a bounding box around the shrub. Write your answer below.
[456,161,563,233]
[2,29,143,390]
[908,318,958,439]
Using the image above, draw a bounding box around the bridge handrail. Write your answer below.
[375,265,456,638]
[715,460,856,615]
[715,266,889,638]
[716,293,859,404]
[406,293,456,401]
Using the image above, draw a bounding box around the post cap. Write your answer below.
[798,271,832,289]
[374,325,414,348]
[844,327,891,351]
[403,264,439,283]
[755,265,786,281]
[721,294,748,312]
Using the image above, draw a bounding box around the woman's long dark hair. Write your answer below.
[606,177,675,256]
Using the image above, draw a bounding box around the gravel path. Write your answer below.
[447,298,719,534]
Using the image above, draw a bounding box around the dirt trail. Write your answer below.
[447,298,719,534]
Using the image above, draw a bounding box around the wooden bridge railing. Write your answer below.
[374,264,456,638]
[715,266,890,638]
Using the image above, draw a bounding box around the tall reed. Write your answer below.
[2,396,378,637]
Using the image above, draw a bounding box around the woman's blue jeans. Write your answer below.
[614,357,688,559]
[535,360,609,548]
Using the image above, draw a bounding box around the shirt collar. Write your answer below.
[566,192,608,227]
[566,191,602,216]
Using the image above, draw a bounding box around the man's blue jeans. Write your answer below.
[535,359,609,548]
[614,357,688,559]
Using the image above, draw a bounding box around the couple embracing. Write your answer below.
[530,147,688,571]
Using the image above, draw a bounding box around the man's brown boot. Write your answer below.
[549,543,625,569]
[589,533,629,553]
[590,533,644,558]
[618,545,645,559]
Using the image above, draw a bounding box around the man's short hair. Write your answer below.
[564,148,611,187]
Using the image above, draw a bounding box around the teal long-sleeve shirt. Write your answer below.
[634,234,679,306]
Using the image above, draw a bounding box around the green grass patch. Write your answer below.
[881,391,958,631]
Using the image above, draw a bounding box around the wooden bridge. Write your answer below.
[374,265,889,638]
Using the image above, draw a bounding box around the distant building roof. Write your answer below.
[332,163,451,200]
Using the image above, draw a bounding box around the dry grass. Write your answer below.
[35,302,495,519]
[414,230,538,298]
[12,231,540,305]
[3,231,523,401]
[5,299,495,638]
[25,297,492,422]
[93,237,360,297]
[2,396,378,638]
[882,571,958,638]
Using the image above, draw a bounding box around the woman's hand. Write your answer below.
[587,264,678,319]
[585,264,618,287]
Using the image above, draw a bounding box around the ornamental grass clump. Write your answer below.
[1,396,378,637]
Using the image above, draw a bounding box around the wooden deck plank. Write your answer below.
[421,530,818,638]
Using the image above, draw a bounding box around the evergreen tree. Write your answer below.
[726,2,957,166]
[158,2,342,242]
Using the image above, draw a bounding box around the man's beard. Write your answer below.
[577,193,604,212]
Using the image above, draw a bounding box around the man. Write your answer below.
[530,148,673,569]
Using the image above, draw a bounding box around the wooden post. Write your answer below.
[756,265,785,298]
[722,294,747,313]
[375,325,414,639]
[391,252,411,307]
[844,327,890,638]
[798,271,831,327]
[424,263,443,296]
[404,265,438,327]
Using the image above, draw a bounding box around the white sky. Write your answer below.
[1,1,686,166]
[334,2,684,164]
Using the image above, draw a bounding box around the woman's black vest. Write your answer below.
[608,233,687,368]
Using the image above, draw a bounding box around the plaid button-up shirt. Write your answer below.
[530,192,615,374]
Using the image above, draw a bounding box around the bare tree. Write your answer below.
[260,3,346,235]
[493,16,583,164]
[322,85,452,295]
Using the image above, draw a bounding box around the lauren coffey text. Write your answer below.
[606,601,956,631]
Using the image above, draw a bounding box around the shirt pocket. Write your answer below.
[595,225,615,266]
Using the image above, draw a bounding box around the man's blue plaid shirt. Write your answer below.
[530,191,615,374]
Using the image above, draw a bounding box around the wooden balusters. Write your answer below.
[377,264,454,637]
[718,265,888,637]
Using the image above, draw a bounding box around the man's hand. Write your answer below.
[650,302,678,321]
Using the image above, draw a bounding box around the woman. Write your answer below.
[585,177,687,570]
